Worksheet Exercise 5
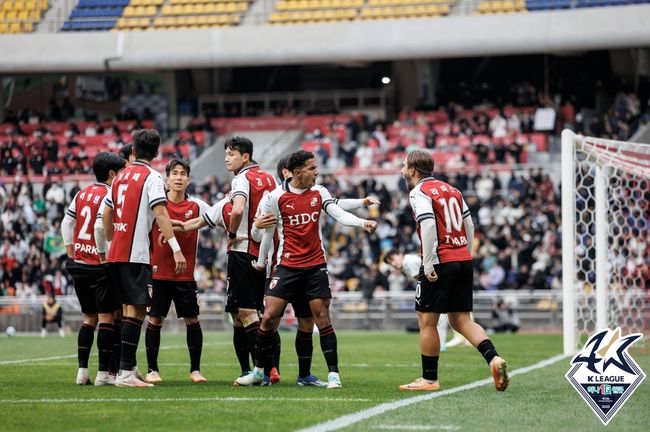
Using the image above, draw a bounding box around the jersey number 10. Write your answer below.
[439,197,462,233]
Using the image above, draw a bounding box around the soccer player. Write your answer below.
[223,136,276,382]
[102,129,187,388]
[144,159,211,384]
[383,249,449,352]
[236,150,377,389]
[61,151,125,385]
[250,154,379,386]
[399,149,508,392]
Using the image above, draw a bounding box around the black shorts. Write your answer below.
[225,251,266,313]
[265,279,313,319]
[109,262,153,306]
[415,260,473,313]
[67,260,120,314]
[266,264,331,302]
[149,279,200,318]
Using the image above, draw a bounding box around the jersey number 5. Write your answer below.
[116,184,128,219]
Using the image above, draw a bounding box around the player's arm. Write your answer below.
[228,175,248,243]
[153,203,186,274]
[320,187,376,233]
[335,197,380,211]
[461,198,474,254]
[254,194,280,269]
[61,197,77,259]
[181,216,209,232]
[94,199,109,262]
[409,190,438,282]
[251,193,276,242]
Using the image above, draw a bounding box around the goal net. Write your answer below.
[561,130,649,355]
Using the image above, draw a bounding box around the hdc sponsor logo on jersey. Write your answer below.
[287,212,319,226]
[565,327,646,425]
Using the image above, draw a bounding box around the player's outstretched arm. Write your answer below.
[336,196,380,211]
[153,204,187,274]
[251,213,277,242]
[182,216,208,233]
[324,201,377,232]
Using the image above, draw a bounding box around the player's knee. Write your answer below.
[298,317,314,332]
[184,316,199,326]
[240,310,259,327]
[83,314,98,327]
[149,316,164,326]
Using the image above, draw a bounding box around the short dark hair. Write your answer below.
[406,150,434,176]
[165,159,191,177]
[133,129,160,161]
[383,248,401,265]
[224,136,253,160]
[276,154,291,181]
[118,143,134,161]
[93,152,126,182]
[287,150,315,173]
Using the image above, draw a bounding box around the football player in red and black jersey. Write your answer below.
[399,149,508,392]
[62,151,126,386]
[144,159,211,384]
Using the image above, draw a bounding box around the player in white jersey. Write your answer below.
[383,249,449,352]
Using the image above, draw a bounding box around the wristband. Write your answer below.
[228,231,237,239]
[168,237,181,253]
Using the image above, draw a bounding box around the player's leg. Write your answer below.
[145,280,171,383]
[175,281,206,382]
[113,263,153,387]
[109,309,123,378]
[56,305,65,337]
[292,291,326,386]
[232,316,251,375]
[94,264,119,386]
[438,313,449,352]
[69,262,99,385]
[447,261,508,391]
[235,295,288,386]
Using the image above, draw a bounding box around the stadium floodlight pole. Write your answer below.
[594,161,609,333]
[561,129,577,355]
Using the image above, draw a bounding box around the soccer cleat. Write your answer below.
[145,371,163,383]
[134,366,146,382]
[95,371,116,386]
[190,370,207,383]
[490,356,509,391]
[58,328,65,337]
[40,328,47,338]
[75,368,91,385]
[399,377,440,391]
[115,370,154,388]
[327,372,342,389]
[234,368,264,386]
[258,375,272,387]
[270,367,281,384]
[297,374,327,387]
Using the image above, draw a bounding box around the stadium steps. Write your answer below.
[36,0,75,32]
[241,0,275,24]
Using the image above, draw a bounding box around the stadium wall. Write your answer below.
[1,6,650,73]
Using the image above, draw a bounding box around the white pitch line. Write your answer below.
[298,353,568,432]
[375,426,459,431]
[0,342,229,366]
[0,397,372,405]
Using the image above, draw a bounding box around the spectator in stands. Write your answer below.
[490,299,520,333]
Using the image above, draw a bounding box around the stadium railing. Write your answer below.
[0,289,583,332]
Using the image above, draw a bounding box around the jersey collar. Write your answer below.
[237,163,258,175]
[94,182,110,189]
[416,176,435,187]
[133,160,151,167]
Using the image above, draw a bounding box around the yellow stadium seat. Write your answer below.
[145,5,156,14]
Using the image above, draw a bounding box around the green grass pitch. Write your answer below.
[1,331,648,431]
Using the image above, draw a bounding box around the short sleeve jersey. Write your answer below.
[151,196,211,281]
[65,182,110,265]
[202,197,233,231]
[262,183,335,269]
[409,177,472,265]
[105,160,167,264]
[229,164,277,257]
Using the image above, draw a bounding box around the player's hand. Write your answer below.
[157,232,166,247]
[363,220,378,234]
[362,196,380,207]
[251,260,265,272]
[173,251,187,274]
[425,269,438,283]
[254,213,277,229]
[98,253,107,264]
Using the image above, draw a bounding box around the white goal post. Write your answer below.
[561,129,649,355]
